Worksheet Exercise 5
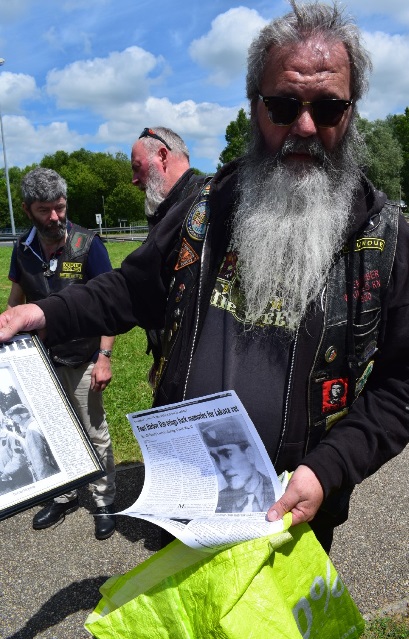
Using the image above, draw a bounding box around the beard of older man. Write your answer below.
[144,162,168,219]
[231,119,364,331]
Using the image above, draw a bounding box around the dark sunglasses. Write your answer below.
[259,95,353,128]
[139,127,172,150]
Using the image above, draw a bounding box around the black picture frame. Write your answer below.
[0,334,104,520]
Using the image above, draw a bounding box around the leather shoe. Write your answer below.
[94,504,116,540]
[33,498,79,529]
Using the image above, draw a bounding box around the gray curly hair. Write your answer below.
[21,168,67,206]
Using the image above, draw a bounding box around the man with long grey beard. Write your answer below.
[0,1,408,555]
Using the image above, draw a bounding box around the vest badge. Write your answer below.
[322,378,348,413]
[60,262,83,279]
[355,360,374,397]
[186,184,211,241]
[343,237,385,253]
[175,238,199,271]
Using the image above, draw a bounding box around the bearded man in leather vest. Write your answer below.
[7,168,116,540]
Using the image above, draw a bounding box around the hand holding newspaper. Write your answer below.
[120,391,287,552]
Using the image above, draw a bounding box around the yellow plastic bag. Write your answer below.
[85,519,364,639]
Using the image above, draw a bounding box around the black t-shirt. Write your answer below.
[185,247,292,461]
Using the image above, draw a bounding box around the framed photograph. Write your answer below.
[0,333,104,520]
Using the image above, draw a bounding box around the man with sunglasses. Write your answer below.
[1,1,409,553]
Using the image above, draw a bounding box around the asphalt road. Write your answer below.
[0,447,408,639]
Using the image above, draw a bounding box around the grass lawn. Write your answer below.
[362,613,409,638]
[0,241,151,465]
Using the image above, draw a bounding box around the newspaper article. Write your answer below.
[122,391,287,551]
[0,334,103,520]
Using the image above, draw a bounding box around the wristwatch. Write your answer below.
[99,349,112,358]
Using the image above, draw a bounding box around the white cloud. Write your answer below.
[189,7,267,86]
[96,96,242,165]
[360,30,409,119]
[0,115,86,167]
[46,46,166,113]
[0,71,39,112]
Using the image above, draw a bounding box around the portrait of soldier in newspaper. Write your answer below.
[0,364,60,495]
[200,416,276,513]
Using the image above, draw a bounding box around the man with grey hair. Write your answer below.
[1,2,409,554]
[131,127,208,384]
[131,127,205,230]
[6,167,117,540]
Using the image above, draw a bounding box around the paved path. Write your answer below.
[0,447,407,639]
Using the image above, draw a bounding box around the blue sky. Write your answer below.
[0,0,408,174]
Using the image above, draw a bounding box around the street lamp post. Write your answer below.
[0,58,16,235]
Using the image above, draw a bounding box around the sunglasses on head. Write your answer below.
[259,95,353,128]
[139,128,172,150]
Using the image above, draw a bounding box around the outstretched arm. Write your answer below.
[0,304,46,341]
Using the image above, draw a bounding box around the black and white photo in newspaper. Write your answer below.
[122,391,287,551]
[0,334,104,520]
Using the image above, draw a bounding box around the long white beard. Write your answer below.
[231,132,362,331]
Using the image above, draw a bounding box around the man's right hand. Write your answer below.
[0,304,46,341]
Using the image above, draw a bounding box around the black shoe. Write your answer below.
[33,498,79,530]
[94,505,116,540]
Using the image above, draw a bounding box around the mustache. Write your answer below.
[279,136,327,164]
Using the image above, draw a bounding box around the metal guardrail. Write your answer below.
[0,226,150,244]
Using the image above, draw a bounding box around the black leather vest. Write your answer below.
[16,224,100,366]
[157,183,399,446]
[305,203,398,450]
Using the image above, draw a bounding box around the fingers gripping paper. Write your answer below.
[85,520,364,639]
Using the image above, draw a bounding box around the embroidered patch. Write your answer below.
[186,199,208,241]
[72,232,87,250]
[355,360,374,397]
[61,262,82,273]
[324,346,337,363]
[322,378,348,413]
[60,274,82,279]
[343,237,385,253]
[174,238,199,271]
[325,408,348,430]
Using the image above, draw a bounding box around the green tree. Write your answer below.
[218,108,251,168]
[105,183,145,227]
[40,149,137,228]
[356,115,404,201]
[387,107,409,203]
[40,150,70,173]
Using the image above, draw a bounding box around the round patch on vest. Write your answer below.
[186,199,208,241]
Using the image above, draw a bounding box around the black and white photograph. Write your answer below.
[0,334,103,520]
[199,416,276,513]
